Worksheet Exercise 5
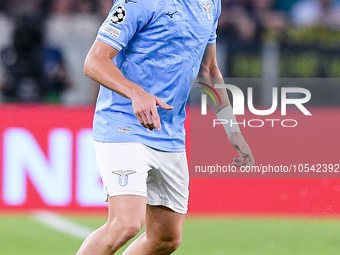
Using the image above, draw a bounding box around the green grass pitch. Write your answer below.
[1,213,340,254]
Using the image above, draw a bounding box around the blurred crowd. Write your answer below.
[0,0,340,104]
[0,0,109,104]
[218,0,340,45]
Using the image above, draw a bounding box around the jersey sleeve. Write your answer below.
[207,0,221,45]
[96,0,152,51]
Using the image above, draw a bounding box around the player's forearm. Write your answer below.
[198,57,243,136]
[84,53,144,100]
[197,62,230,113]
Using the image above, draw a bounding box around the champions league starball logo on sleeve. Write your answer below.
[198,82,312,128]
[111,5,126,25]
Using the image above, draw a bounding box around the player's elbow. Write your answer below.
[198,61,219,78]
[83,54,96,79]
[208,61,220,76]
[198,64,211,78]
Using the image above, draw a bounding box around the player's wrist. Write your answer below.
[216,105,241,135]
[126,85,145,101]
[227,131,243,144]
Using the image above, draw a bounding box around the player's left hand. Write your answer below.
[227,132,255,168]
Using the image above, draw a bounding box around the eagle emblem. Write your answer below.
[200,3,214,21]
[112,170,136,186]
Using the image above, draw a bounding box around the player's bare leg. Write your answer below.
[122,205,186,255]
[76,195,146,255]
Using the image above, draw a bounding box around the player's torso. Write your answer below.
[94,0,220,151]
[118,0,219,112]
[126,0,217,56]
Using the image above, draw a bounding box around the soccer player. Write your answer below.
[76,0,255,254]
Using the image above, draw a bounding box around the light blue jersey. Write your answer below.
[93,0,221,152]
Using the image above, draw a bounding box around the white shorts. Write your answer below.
[94,142,189,214]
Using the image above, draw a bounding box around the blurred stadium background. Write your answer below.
[1,0,340,254]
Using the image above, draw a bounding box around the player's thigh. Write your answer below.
[147,151,189,214]
[107,195,146,228]
[145,205,186,241]
[94,142,152,227]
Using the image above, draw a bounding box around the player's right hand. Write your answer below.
[131,90,173,131]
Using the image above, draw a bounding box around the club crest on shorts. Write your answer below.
[111,5,126,24]
[112,170,136,186]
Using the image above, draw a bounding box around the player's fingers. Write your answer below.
[233,155,253,167]
[135,112,144,126]
[246,155,255,167]
[233,157,242,163]
[146,124,154,130]
[134,108,158,131]
[143,112,156,130]
[232,157,243,167]
[151,106,161,131]
[233,156,255,168]
[141,109,155,130]
[136,112,149,129]
[156,97,173,110]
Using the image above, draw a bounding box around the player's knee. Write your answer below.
[121,224,141,240]
[107,221,142,243]
[167,235,182,252]
[153,234,182,253]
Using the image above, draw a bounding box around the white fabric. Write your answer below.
[94,142,189,214]
[216,105,241,135]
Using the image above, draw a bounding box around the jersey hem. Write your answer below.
[93,137,186,152]
[106,191,147,199]
[147,200,187,214]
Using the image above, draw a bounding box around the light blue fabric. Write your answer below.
[93,0,221,152]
